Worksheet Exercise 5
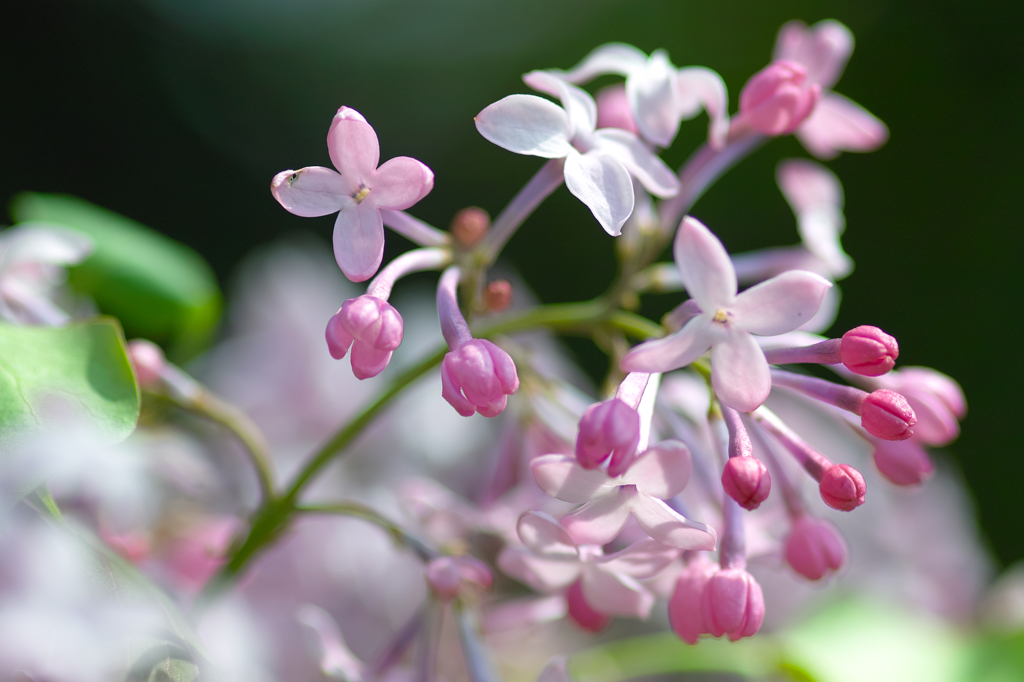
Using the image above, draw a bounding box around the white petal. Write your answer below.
[522,70,597,136]
[596,538,680,579]
[497,546,580,593]
[592,128,680,198]
[271,167,347,217]
[627,491,717,550]
[619,316,714,373]
[620,440,692,499]
[795,92,889,160]
[625,50,681,147]
[776,158,843,214]
[475,95,574,158]
[563,151,634,236]
[560,490,632,546]
[333,201,384,282]
[710,329,771,412]
[676,67,730,150]
[557,43,648,83]
[674,216,737,311]
[733,270,832,335]
[797,283,841,333]
[517,511,579,558]
[530,454,620,503]
[581,565,655,619]
[0,225,93,269]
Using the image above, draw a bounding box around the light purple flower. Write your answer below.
[621,217,831,412]
[271,106,434,282]
[474,71,679,236]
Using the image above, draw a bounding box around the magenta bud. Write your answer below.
[841,325,899,376]
[700,568,765,641]
[440,339,519,418]
[739,60,820,136]
[668,557,716,644]
[595,84,639,134]
[818,463,866,511]
[326,295,404,380]
[566,579,610,633]
[721,457,772,511]
[861,389,917,441]
[575,398,641,470]
[425,556,493,601]
[127,339,166,389]
[872,439,934,486]
[784,516,847,581]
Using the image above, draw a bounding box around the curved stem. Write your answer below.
[296,502,437,561]
[381,209,451,248]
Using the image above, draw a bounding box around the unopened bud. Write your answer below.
[668,556,716,644]
[861,389,916,441]
[484,280,512,312]
[739,60,820,136]
[721,456,772,511]
[425,555,493,601]
[818,463,866,511]
[326,295,404,380]
[841,325,899,376]
[451,207,490,247]
[575,398,640,470]
[872,439,934,486]
[784,516,846,581]
[127,339,166,389]
[566,579,610,632]
[700,568,765,641]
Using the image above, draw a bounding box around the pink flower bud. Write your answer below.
[700,568,765,641]
[861,389,917,441]
[440,339,519,418]
[818,463,866,511]
[484,280,513,312]
[721,457,772,511]
[784,516,846,580]
[739,60,821,136]
[425,556,493,601]
[872,439,934,486]
[668,556,716,644]
[326,295,404,380]
[841,325,899,376]
[575,398,641,470]
[566,579,610,633]
[451,206,490,247]
[595,84,639,134]
[127,339,166,389]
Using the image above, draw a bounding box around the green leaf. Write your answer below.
[960,630,1024,682]
[10,192,222,360]
[0,317,139,447]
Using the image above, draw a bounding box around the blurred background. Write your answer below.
[2,0,1021,566]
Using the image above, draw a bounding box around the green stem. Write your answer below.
[296,502,437,561]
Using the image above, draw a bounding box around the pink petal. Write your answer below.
[440,357,477,417]
[596,539,680,579]
[558,43,648,83]
[628,492,717,550]
[620,441,692,499]
[560,490,632,546]
[537,657,571,682]
[625,50,680,147]
[369,157,434,210]
[581,564,655,619]
[522,70,597,136]
[676,67,730,150]
[592,128,680,198]
[349,342,392,380]
[530,454,619,503]
[517,511,579,558]
[563,151,634,236]
[620,317,714,374]
[497,546,580,593]
[327,113,380,178]
[776,159,843,214]
[332,201,384,282]
[710,329,771,412]
[674,216,736,311]
[732,270,832,336]
[271,167,347,217]
[903,390,960,446]
[474,95,574,158]
[796,92,889,160]
[774,20,854,90]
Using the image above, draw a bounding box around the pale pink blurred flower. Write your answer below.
[0,224,92,325]
[738,60,820,136]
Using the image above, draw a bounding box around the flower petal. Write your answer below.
[475,95,574,158]
[627,491,717,550]
[327,113,380,178]
[332,201,384,282]
[522,70,597,136]
[619,317,714,373]
[369,157,434,210]
[271,167,347,217]
[592,128,680,198]
[596,538,680,579]
[0,225,93,268]
[560,490,632,546]
[676,67,730,150]
[581,565,655,619]
[497,546,580,593]
[530,454,620,503]
[563,151,634,236]
[517,511,579,558]
[620,440,691,499]
[796,92,889,160]
[733,270,832,335]
[625,50,680,147]
[674,216,737,311]
[557,43,648,83]
[777,158,843,214]
[710,329,771,412]
[774,20,854,90]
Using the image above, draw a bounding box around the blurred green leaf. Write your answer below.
[960,630,1024,682]
[10,193,222,360]
[0,317,139,448]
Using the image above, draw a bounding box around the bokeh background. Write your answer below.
[3,0,1021,565]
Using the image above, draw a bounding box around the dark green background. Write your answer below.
[3,0,1021,563]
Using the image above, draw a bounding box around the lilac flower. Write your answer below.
[0,224,92,325]
[271,106,435,282]
[774,20,889,159]
[737,60,820,136]
[474,71,679,236]
[621,217,831,412]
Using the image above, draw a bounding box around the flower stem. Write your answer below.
[296,502,437,561]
